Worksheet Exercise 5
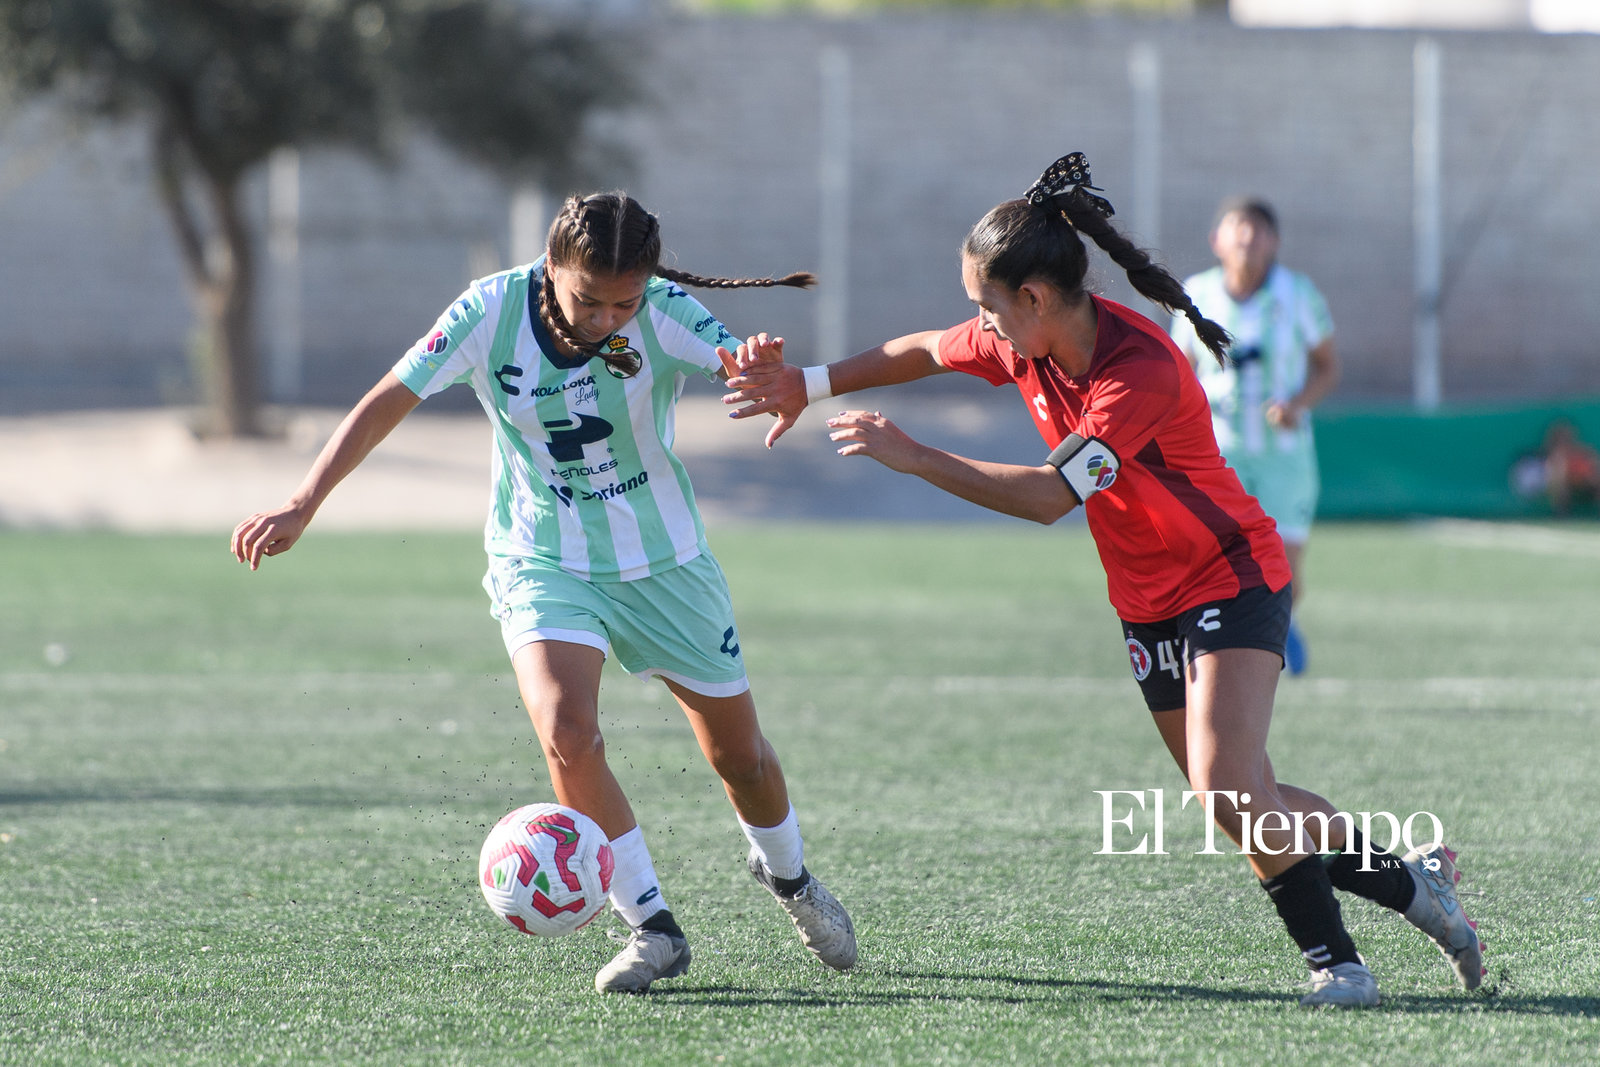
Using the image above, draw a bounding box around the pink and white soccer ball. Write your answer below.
[479,803,614,937]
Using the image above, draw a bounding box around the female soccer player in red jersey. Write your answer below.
[725,154,1483,1007]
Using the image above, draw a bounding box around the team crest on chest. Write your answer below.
[603,335,640,378]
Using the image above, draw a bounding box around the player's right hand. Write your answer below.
[231,506,309,571]
[724,334,808,448]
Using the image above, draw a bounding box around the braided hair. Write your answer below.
[540,193,816,377]
[961,153,1232,365]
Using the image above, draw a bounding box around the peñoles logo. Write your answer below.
[543,412,614,463]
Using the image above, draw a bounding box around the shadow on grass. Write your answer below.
[650,971,1293,1010]
[652,970,1599,1017]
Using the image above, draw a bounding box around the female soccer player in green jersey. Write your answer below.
[1170,198,1342,676]
[232,192,855,994]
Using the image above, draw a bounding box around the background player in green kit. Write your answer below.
[1169,198,1340,674]
[231,192,856,994]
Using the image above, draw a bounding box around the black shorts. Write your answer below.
[1120,583,1292,713]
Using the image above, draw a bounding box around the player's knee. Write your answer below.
[1187,758,1267,804]
[709,741,769,787]
[536,715,607,771]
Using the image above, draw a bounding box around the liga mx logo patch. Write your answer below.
[1127,637,1153,681]
[416,328,450,368]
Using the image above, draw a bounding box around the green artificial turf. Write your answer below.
[2,523,1597,1064]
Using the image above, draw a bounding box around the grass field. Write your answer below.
[3,522,1598,1065]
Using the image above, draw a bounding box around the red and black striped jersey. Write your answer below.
[937,296,1292,623]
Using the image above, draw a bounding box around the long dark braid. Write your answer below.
[1058,196,1232,365]
[964,153,1232,366]
[539,192,815,377]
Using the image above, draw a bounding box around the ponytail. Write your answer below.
[1058,196,1232,365]
[967,153,1232,366]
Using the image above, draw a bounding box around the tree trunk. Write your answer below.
[153,122,262,438]
[201,168,261,437]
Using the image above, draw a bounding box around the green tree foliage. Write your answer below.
[0,1,635,436]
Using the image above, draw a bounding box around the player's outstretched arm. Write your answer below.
[724,330,951,449]
[230,373,423,570]
[826,409,1080,525]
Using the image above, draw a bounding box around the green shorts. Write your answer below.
[483,551,749,697]
[1226,447,1319,545]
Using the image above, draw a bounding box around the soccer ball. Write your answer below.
[479,803,614,937]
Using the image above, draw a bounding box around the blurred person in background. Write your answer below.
[1169,198,1339,675]
[1539,419,1600,516]
[1512,418,1600,515]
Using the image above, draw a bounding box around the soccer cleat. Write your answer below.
[748,850,858,971]
[1402,843,1486,991]
[1284,620,1309,676]
[593,927,691,994]
[1301,960,1380,1008]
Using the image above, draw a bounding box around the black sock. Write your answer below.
[1260,854,1362,970]
[1324,829,1417,914]
[638,910,685,939]
[770,867,811,898]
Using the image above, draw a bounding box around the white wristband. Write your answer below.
[803,363,833,406]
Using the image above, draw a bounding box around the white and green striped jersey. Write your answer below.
[1171,263,1333,459]
[392,258,737,581]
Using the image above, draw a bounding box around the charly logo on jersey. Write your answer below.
[494,364,524,395]
[1126,637,1153,681]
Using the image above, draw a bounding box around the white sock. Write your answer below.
[606,826,668,928]
[739,805,805,880]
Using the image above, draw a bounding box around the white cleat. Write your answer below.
[748,851,858,971]
[593,928,691,994]
[1402,843,1486,991]
[1301,960,1381,1008]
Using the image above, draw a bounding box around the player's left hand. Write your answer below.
[1264,400,1302,430]
[231,505,310,571]
[826,410,924,473]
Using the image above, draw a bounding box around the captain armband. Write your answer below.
[1044,434,1121,504]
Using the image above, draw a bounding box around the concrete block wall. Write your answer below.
[1,12,1595,413]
